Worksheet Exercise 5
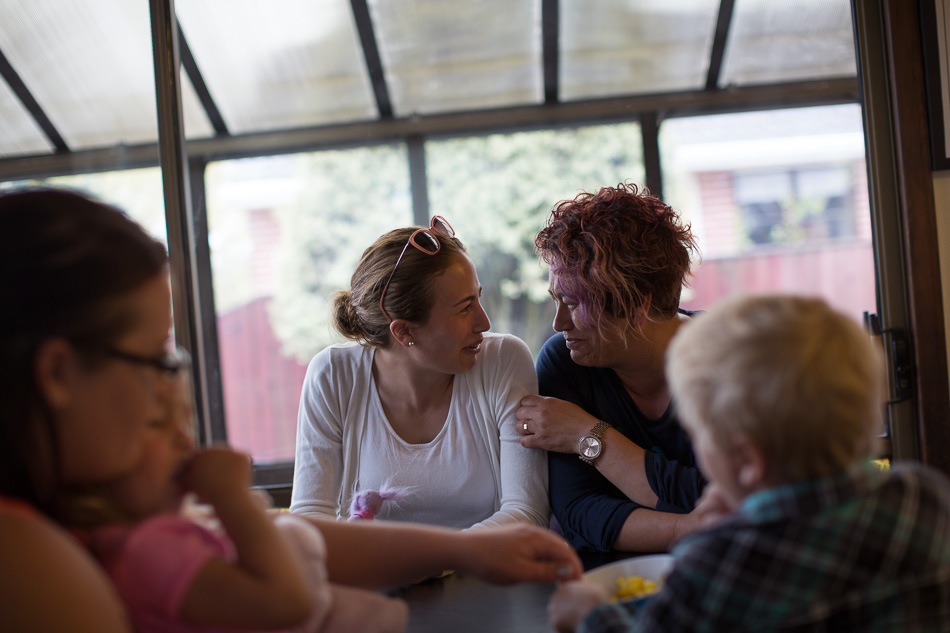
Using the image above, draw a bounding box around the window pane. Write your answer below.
[660,104,874,325]
[0,168,167,243]
[733,171,792,204]
[0,78,53,157]
[206,147,411,463]
[719,0,856,87]
[0,0,211,151]
[561,0,719,100]
[369,0,542,115]
[176,0,375,133]
[426,122,645,354]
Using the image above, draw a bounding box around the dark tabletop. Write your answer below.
[392,573,557,633]
[390,550,636,633]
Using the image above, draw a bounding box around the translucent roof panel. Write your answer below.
[719,0,856,87]
[176,0,377,134]
[0,0,211,152]
[0,77,53,158]
[560,0,720,101]
[660,104,865,173]
[368,0,542,117]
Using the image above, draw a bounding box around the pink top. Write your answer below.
[89,515,245,633]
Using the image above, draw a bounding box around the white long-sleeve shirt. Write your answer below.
[290,333,550,529]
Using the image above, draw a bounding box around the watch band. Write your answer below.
[578,420,612,465]
[589,420,611,440]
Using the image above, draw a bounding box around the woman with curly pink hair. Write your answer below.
[516,183,707,557]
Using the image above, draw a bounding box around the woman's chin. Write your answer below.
[568,349,596,367]
[453,354,478,374]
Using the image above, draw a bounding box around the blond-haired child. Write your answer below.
[550,294,950,632]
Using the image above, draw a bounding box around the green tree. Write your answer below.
[427,123,645,354]
[269,144,412,362]
[264,123,645,363]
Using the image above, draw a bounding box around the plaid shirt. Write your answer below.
[579,461,950,633]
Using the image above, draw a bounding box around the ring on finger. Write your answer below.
[523,422,529,432]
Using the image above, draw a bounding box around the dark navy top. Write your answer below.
[538,314,706,552]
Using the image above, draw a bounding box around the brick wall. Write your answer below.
[696,171,739,258]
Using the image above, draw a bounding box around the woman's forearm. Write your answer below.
[471,500,550,530]
[309,518,471,587]
[591,429,658,508]
[309,518,583,588]
[612,507,692,553]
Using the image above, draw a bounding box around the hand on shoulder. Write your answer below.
[516,395,598,454]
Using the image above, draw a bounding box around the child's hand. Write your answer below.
[670,482,738,545]
[178,447,253,506]
[692,482,736,527]
[548,580,610,633]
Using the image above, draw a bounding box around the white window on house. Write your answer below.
[660,104,874,330]
[733,166,855,246]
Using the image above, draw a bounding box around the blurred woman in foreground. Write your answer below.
[0,189,581,633]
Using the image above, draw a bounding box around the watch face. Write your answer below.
[580,436,602,459]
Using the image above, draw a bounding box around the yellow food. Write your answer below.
[611,575,662,602]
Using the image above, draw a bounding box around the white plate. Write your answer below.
[583,554,674,597]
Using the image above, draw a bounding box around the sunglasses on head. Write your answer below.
[379,216,455,323]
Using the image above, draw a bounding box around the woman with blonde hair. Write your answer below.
[291,216,550,529]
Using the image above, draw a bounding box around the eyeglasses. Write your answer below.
[99,345,192,377]
[379,215,455,323]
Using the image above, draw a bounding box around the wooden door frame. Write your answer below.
[878,0,950,474]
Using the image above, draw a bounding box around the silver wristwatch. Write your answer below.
[578,420,612,465]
